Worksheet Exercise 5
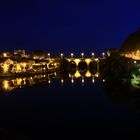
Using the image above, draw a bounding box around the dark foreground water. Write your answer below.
[0,74,140,139]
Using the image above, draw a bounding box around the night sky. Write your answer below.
[0,0,140,56]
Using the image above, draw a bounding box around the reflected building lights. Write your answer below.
[92,77,95,83]
[95,72,99,78]
[61,79,64,85]
[134,60,137,64]
[74,70,81,78]
[17,78,22,85]
[48,79,51,84]
[3,80,9,90]
[3,64,9,73]
[0,70,102,92]
[54,72,57,76]
[85,71,91,78]
[71,79,74,84]
[82,77,85,84]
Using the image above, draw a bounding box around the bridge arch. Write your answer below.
[78,61,88,74]
[67,58,99,74]
[67,58,99,66]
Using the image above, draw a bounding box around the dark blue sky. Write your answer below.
[0,0,140,56]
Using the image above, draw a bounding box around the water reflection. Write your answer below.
[0,71,99,92]
[2,66,140,93]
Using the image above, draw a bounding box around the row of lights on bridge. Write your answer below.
[47,77,106,85]
[46,52,106,58]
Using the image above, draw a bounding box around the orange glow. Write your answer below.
[123,50,140,60]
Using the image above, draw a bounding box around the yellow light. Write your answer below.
[95,58,99,61]
[74,59,80,65]
[85,71,91,78]
[74,70,81,78]
[48,53,51,57]
[85,59,91,64]
[16,64,22,72]
[3,80,9,90]
[16,78,22,85]
[95,72,99,78]
[22,63,26,67]
[3,64,9,73]
[23,79,26,85]
[3,53,7,57]
[103,79,105,82]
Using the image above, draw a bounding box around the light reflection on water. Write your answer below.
[0,70,100,92]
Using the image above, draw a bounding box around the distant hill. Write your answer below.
[120,28,140,53]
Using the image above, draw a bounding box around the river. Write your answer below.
[0,72,139,139]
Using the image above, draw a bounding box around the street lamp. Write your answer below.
[71,77,74,84]
[3,53,7,57]
[92,76,95,83]
[60,53,64,59]
[81,52,84,58]
[47,53,51,58]
[91,52,95,58]
[3,80,9,91]
[102,52,105,58]
[70,53,74,58]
